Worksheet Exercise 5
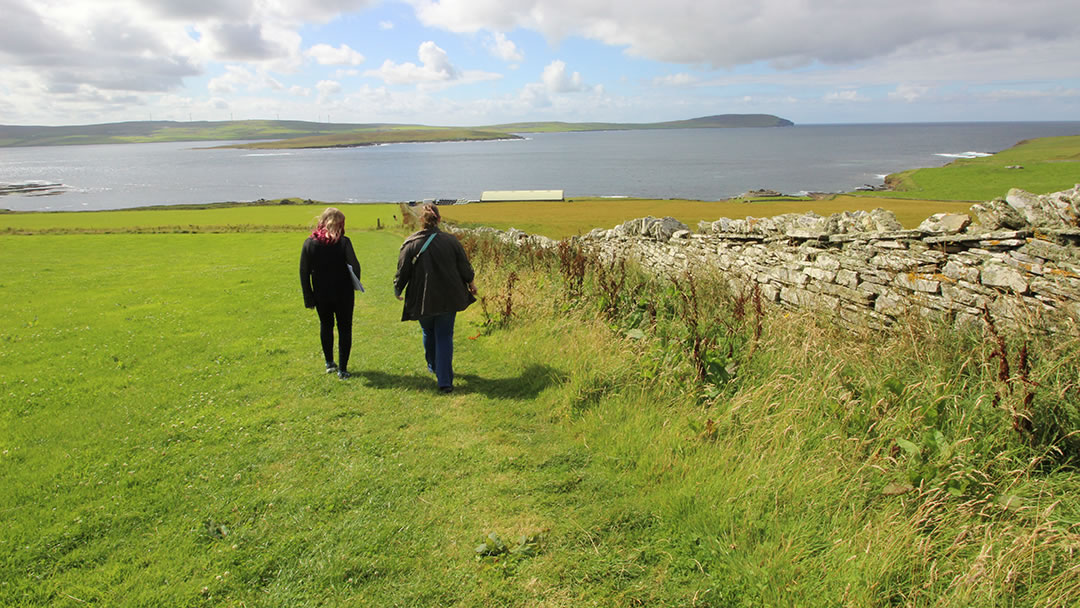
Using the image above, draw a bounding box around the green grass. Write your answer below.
[867,134,1080,201]
[0,121,379,147]
[439,196,975,239]
[4,134,1080,605]
[0,229,635,606]
[3,210,1078,606]
[1,115,791,148]
[0,202,400,234]
[222,129,521,150]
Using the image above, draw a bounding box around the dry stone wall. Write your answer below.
[465,186,1080,330]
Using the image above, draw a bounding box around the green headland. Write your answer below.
[0,114,793,149]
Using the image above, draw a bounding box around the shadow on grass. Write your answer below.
[357,363,565,400]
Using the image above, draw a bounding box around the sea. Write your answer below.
[2,122,1079,212]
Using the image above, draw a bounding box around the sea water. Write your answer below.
[1,122,1078,212]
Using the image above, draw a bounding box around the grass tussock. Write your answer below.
[459,229,1080,606]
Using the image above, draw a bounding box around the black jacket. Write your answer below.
[300,235,361,308]
[394,229,475,321]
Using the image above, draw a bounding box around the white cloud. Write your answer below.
[365,42,456,85]
[406,0,1080,72]
[823,89,867,103]
[541,60,585,93]
[889,84,930,103]
[488,33,523,63]
[205,23,286,61]
[653,73,697,87]
[2,0,1079,125]
[520,83,551,108]
[306,43,365,66]
[316,79,343,101]
[364,41,500,88]
[208,65,283,94]
[514,60,605,111]
[985,87,1080,101]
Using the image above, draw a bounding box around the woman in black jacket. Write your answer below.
[394,204,477,393]
[300,207,361,379]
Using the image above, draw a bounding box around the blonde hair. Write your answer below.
[419,204,440,230]
[314,207,345,243]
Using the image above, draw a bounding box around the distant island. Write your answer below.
[0,114,793,149]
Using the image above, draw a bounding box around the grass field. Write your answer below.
[0,115,789,148]
[437,135,1079,238]
[1,229,633,606]
[1,197,973,241]
[867,134,1080,201]
[438,196,975,239]
[3,134,1080,605]
[3,213,1078,606]
[0,202,400,234]
[221,129,521,150]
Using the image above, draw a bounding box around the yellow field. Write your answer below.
[0,202,400,233]
[438,196,976,239]
[2,196,977,240]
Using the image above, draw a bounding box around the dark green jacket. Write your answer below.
[394,229,475,321]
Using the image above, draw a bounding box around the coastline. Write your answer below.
[2,125,1078,214]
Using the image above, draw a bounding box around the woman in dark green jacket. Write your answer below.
[394,204,477,393]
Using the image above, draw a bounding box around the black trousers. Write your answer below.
[315,294,354,370]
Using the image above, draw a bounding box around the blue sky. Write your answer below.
[1,0,1078,126]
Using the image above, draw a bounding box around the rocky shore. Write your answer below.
[1,182,67,196]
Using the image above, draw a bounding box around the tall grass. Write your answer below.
[459,230,1080,606]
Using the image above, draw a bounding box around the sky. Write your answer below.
[1,0,1078,127]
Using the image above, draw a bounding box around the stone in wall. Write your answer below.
[919,213,971,234]
[458,186,1080,331]
[969,198,1028,231]
[1005,186,1080,230]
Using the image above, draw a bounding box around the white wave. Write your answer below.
[875,174,890,180]
[935,151,994,159]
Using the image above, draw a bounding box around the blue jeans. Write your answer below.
[418,312,456,389]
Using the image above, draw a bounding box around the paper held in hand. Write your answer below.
[347,264,364,292]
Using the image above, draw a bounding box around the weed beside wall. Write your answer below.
[455,226,1080,606]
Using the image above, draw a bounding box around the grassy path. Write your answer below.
[0,231,654,606]
[6,224,1078,606]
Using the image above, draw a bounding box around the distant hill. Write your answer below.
[656,114,795,129]
[0,120,400,148]
[490,114,794,133]
[0,114,794,148]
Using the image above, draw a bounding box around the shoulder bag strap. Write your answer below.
[412,233,437,265]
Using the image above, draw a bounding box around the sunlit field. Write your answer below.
[438,196,976,239]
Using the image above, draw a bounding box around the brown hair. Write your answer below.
[313,207,345,244]
[419,203,440,230]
